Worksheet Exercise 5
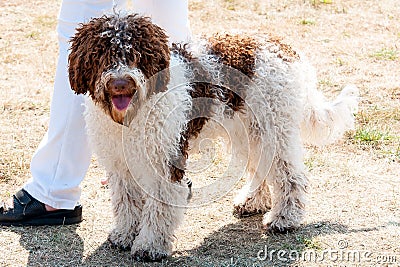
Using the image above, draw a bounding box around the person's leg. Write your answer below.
[24,0,129,210]
[132,0,191,43]
[0,0,130,225]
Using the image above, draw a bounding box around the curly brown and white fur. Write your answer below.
[68,14,358,261]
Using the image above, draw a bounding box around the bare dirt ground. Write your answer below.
[0,0,399,266]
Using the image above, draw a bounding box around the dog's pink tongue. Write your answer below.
[112,95,132,111]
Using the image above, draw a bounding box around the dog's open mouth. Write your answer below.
[111,95,133,111]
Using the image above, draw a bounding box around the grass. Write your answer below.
[223,0,236,11]
[335,57,345,66]
[0,0,399,266]
[318,79,337,88]
[370,48,399,61]
[300,18,316,25]
[311,0,332,5]
[354,128,391,143]
[34,15,57,28]
[297,236,323,250]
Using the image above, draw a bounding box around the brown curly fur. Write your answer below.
[170,43,212,183]
[206,33,260,114]
[169,35,259,183]
[208,33,259,77]
[68,14,170,115]
[269,36,300,62]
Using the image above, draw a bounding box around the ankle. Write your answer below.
[45,205,58,212]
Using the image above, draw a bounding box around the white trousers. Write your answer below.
[24,0,190,209]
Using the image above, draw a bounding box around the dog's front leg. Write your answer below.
[131,178,188,262]
[122,87,192,261]
[108,171,143,250]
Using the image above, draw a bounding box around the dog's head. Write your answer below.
[68,14,170,124]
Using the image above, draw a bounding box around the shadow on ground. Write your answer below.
[84,216,357,267]
[8,216,383,267]
[8,225,84,267]
[167,216,350,267]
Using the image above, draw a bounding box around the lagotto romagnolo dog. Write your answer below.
[68,14,358,261]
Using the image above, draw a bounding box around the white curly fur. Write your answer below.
[82,36,358,260]
[192,46,358,231]
[85,55,192,259]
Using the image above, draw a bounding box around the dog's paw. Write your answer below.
[263,221,295,234]
[262,213,299,234]
[108,229,136,250]
[233,186,271,219]
[233,194,270,219]
[233,203,264,218]
[131,236,171,262]
[132,248,168,262]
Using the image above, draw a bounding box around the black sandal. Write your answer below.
[0,189,82,226]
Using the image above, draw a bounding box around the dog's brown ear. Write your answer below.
[125,15,171,96]
[68,17,108,96]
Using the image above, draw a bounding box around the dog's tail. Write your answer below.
[300,84,359,146]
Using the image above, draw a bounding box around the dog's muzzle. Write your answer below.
[107,77,138,111]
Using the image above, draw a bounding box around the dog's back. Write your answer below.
[172,33,358,146]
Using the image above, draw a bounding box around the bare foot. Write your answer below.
[2,200,59,212]
[101,177,109,185]
[45,205,59,212]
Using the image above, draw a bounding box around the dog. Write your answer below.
[68,14,358,261]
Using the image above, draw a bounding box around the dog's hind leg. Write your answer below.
[108,171,143,250]
[233,179,272,218]
[233,138,273,218]
[262,137,308,233]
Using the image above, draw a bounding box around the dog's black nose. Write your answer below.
[111,79,129,91]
